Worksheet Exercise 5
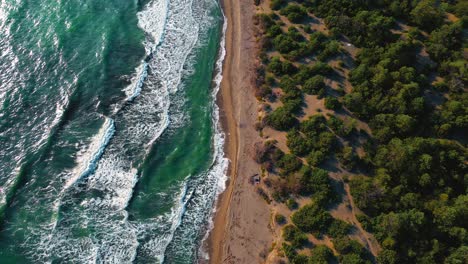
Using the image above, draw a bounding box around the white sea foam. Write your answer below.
[28,0,206,262]
[8,0,229,262]
[199,5,229,260]
[146,0,228,261]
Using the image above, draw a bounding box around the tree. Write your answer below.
[324,96,342,110]
[307,150,326,167]
[303,75,325,95]
[327,219,353,238]
[266,107,297,131]
[280,4,308,23]
[427,22,464,63]
[445,246,468,264]
[410,0,444,31]
[309,245,336,264]
[291,203,333,233]
[378,249,398,264]
[283,224,308,248]
[278,153,302,175]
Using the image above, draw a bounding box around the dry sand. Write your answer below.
[207,0,273,263]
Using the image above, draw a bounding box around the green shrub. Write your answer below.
[338,146,358,171]
[324,96,342,110]
[410,0,444,31]
[327,219,353,238]
[286,198,298,210]
[266,107,297,131]
[283,224,308,248]
[278,154,302,175]
[279,4,308,23]
[291,203,333,233]
[303,75,325,94]
[306,150,326,167]
[270,0,285,10]
[287,129,310,156]
[356,213,373,232]
[275,213,287,225]
[310,245,336,264]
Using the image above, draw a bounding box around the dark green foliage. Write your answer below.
[426,22,464,63]
[445,246,468,264]
[270,0,285,10]
[266,106,297,131]
[453,1,468,17]
[277,153,302,175]
[291,203,333,233]
[280,78,304,113]
[344,41,424,120]
[340,253,372,264]
[327,116,354,137]
[309,245,336,264]
[349,174,387,215]
[327,219,353,238]
[410,0,444,31]
[306,150,326,167]
[370,114,416,142]
[303,75,325,95]
[326,11,396,47]
[299,167,335,206]
[338,146,358,170]
[287,129,311,156]
[324,96,341,110]
[283,224,308,248]
[279,4,308,23]
[282,242,298,261]
[377,249,398,264]
[433,93,468,136]
[275,213,287,225]
[267,56,297,76]
[334,236,372,263]
[317,40,341,60]
[350,138,467,262]
[356,213,373,232]
[286,198,299,210]
[310,62,333,75]
[273,34,300,54]
[300,114,327,136]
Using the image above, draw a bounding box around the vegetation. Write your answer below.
[254,0,467,262]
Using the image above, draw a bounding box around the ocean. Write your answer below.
[0,0,227,263]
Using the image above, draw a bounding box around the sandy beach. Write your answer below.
[208,0,273,263]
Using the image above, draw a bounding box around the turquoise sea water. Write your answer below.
[0,0,226,263]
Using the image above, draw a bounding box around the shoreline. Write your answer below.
[208,0,273,263]
[207,0,239,261]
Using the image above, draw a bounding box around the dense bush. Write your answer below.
[275,213,286,225]
[280,4,308,23]
[277,153,302,175]
[309,245,336,263]
[266,106,297,131]
[283,224,308,248]
[303,75,325,95]
[327,219,353,238]
[270,0,285,10]
[291,203,333,233]
[410,0,444,31]
[334,236,372,263]
[324,96,341,110]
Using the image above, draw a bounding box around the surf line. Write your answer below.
[125,0,171,104]
[198,1,229,259]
